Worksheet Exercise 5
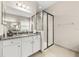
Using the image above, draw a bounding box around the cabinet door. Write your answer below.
[22,37,33,57]
[33,36,40,53]
[3,44,21,57]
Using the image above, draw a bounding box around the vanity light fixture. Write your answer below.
[22,5,30,10]
[16,2,22,7]
[26,6,30,9]
[16,2,29,9]
[16,3,30,11]
[22,5,26,8]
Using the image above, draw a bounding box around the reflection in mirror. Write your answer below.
[2,1,32,37]
[36,12,43,31]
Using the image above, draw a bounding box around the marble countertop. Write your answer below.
[1,32,40,41]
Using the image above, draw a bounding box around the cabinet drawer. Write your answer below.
[3,39,21,46]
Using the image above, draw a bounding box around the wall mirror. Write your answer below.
[2,1,33,37]
[2,1,43,37]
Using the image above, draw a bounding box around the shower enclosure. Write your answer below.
[31,10,54,50]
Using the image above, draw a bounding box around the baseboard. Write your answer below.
[55,43,79,53]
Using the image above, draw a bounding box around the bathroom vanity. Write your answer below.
[0,33,41,57]
[0,1,54,57]
[0,1,42,57]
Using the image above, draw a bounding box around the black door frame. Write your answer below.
[43,10,54,50]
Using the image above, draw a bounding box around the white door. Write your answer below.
[3,44,21,57]
[22,37,33,57]
[33,36,40,53]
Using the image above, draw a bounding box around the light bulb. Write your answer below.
[16,3,22,7]
[22,5,26,8]
[26,6,30,9]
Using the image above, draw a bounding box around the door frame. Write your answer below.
[43,10,54,50]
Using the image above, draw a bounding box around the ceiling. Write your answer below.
[3,1,56,18]
[37,1,56,10]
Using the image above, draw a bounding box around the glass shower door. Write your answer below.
[48,14,54,47]
[43,12,48,49]
[43,11,54,49]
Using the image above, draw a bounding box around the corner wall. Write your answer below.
[46,1,79,52]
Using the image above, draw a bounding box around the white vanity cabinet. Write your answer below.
[22,35,41,57]
[0,34,41,57]
[3,39,21,57]
[3,44,21,57]
[22,37,33,57]
[32,35,40,53]
[0,41,3,57]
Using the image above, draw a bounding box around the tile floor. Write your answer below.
[31,45,79,57]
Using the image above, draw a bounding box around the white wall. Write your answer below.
[0,2,4,35]
[46,1,79,52]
